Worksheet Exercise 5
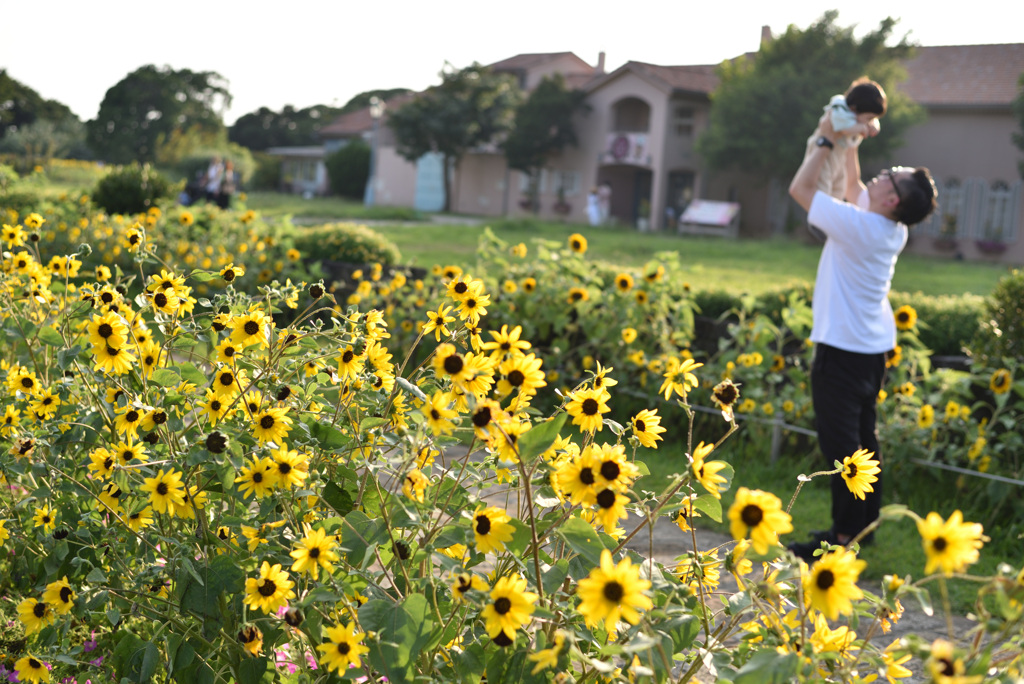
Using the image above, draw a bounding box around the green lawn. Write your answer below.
[245,191,427,222]
[370,220,1011,297]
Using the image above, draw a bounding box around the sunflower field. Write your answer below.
[2,186,1024,684]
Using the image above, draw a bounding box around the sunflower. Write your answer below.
[243,561,295,614]
[556,448,601,505]
[522,276,537,293]
[635,289,649,305]
[711,378,740,421]
[567,233,588,254]
[235,456,279,499]
[614,273,634,292]
[28,388,60,420]
[432,343,472,384]
[621,327,637,344]
[423,303,456,342]
[660,357,703,401]
[33,504,56,532]
[18,596,55,634]
[42,576,76,615]
[86,311,129,349]
[231,309,272,349]
[98,481,125,514]
[917,510,987,576]
[592,487,630,532]
[290,526,340,581]
[691,441,729,499]
[728,487,793,555]
[565,386,611,433]
[841,448,881,501]
[990,368,1012,395]
[630,408,666,448]
[14,655,50,684]
[917,404,935,429]
[675,549,723,593]
[199,389,235,427]
[87,447,117,479]
[576,549,653,634]
[881,639,914,681]
[251,405,292,444]
[402,469,429,503]
[469,399,505,440]
[317,621,370,673]
[238,625,262,656]
[123,506,155,532]
[92,343,136,375]
[480,324,531,361]
[0,519,9,546]
[804,547,866,620]
[567,286,590,304]
[269,444,308,489]
[894,304,917,331]
[114,404,145,440]
[587,442,639,492]
[421,391,457,436]
[140,468,187,514]
[472,506,515,554]
[451,572,489,602]
[674,496,701,533]
[456,289,490,325]
[925,639,981,684]
[220,263,245,283]
[497,353,547,399]
[480,574,539,638]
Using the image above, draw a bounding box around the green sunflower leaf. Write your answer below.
[554,516,607,566]
[150,368,180,387]
[237,657,268,684]
[515,412,567,463]
[38,325,64,346]
[694,494,723,522]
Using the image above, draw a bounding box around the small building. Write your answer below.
[264,146,328,197]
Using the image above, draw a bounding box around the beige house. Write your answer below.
[316,41,1024,261]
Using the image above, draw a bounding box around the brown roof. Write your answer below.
[488,52,594,73]
[900,43,1024,107]
[318,92,416,138]
[590,61,721,95]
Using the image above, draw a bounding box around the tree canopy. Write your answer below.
[228,104,345,151]
[87,65,231,164]
[0,69,76,139]
[502,74,589,209]
[388,63,520,211]
[697,11,924,182]
[339,88,412,116]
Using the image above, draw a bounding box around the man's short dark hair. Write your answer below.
[894,168,938,226]
[845,77,887,117]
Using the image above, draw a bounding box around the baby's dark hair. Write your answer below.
[845,77,887,117]
[894,167,938,226]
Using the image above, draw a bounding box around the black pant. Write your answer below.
[811,343,886,538]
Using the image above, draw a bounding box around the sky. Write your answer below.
[4,0,1021,126]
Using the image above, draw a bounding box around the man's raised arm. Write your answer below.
[789,115,840,211]
[844,142,866,204]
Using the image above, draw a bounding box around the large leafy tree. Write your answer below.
[87,65,231,164]
[388,63,520,211]
[229,104,345,151]
[0,69,76,139]
[502,74,590,212]
[698,11,923,185]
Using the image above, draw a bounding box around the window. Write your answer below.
[674,107,695,136]
[552,170,580,197]
[519,170,547,193]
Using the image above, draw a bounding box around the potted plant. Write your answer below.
[636,199,651,232]
[933,213,958,251]
[553,185,572,215]
[975,222,1007,254]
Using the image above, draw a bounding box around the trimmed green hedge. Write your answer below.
[294,221,402,265]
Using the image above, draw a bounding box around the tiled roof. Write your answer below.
[900,43,1024,106]
[488,52,592,73]
[318,92,416,138]
[592,61,720,95]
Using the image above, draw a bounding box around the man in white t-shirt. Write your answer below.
[787,114,937,562]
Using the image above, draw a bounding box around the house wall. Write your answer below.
[452,154,510,215]
[372,148,418,207]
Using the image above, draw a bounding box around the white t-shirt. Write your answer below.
[808,191,907,354]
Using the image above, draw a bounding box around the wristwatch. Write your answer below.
[816,136,834,149]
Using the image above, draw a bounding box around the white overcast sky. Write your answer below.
[4,0,1020,125]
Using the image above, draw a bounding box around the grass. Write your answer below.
[368,219,1011,298]
[245,191,427,222]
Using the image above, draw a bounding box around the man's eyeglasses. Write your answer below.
[882,168,903,204]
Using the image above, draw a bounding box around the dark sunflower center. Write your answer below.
[144,355,154,365]
[224,346,235,357]
[260,415,275,429]
[443,355,464,375]
[596,489,617,509]
[600,461,621,482]
[154,292,168,307]
[223,271,235,281]
[603,580,624,603]
[472,408,491,428]
[98,323,113,338]
[33,602,47,617]
[454,282,468,295]
[60,586,73,603]
[847,463,858,478]
[939,659,955,676]
[715,385,738,405]
[106,346,119,357]
[571,240,582,250]
[507,370,525,386]
[581,398,599,415]
[122,450,133,461]
[126,410,139,422]
[635,419,646,432]
[253,472,265,484]
[493,631,513,647]
[816,569,835,590]
[104,457,114,469]
[579,467,595,485]
[740,504,764,527]
[431,409,441,420]
[475,514,491,535]
[934,537,947,552]
[220,372,234,386]
[494,597,512,615]
[101,292,114,303]
[342,350,354,363]
[278,462,291,474]
[211,399,222,411]
[21,377,33,388]
[156,482,168,495]
[29,658,41,669]
[338,642,351,655]
[257,579,277,597]
[308,547,320,559]
[244,321,260,335]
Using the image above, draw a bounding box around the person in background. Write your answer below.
[586,187,601,226]
[203,156,224,203]
[217,160,236,209]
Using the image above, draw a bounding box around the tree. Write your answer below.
[698,11,923,187]
[228,103,345,151]
[339,88,411,115]
[1013,73,1024,179]
[87,65,231,164]
[0,69,76,139]
[502,74,590,212]
[388,63,520,211]
[325,139,371,198]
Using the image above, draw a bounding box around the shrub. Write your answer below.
[294,221,401,265]
[91,163,173,214]
[325,139,370,198]
[970,269,1024,365]
[890,290,983,356]
[693,289,740,319]
[250,151,282,190]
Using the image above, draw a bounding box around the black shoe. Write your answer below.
[787,529,837,563]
